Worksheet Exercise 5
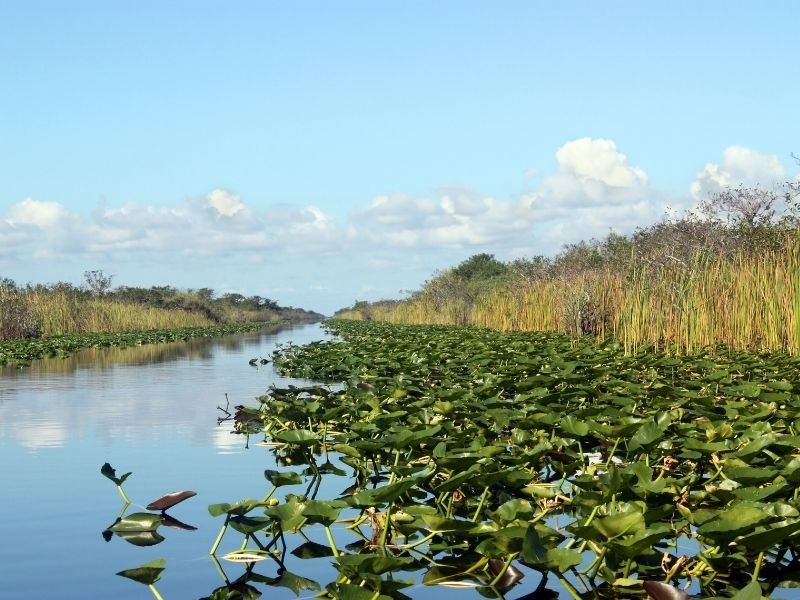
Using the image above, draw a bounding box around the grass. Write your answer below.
[0,289,299,340]
[346,235,800,355]
[20,291,214,338]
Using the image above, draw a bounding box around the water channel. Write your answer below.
[0,323,569,600]
[0,323,341,599]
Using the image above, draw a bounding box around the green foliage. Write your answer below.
[202,319,800,598]
[0,323,273,366]
[452,253,509,281]
[338,184,800,356]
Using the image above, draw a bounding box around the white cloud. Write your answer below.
[207,189,246,217]
[8,139,792,313]
[7,198,72,229]
[341,138,662,262]
[691,146,785,201]
[555,137,648,189]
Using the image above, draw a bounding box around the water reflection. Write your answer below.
[0,323,326,452]
[0,323,288,379]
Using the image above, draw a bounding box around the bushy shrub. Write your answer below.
[0,297,40,340]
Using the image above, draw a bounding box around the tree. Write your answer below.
[699,185,781,229]
[221,292,246,305]
[452,253,508,281]
[84,270,114,296]
[195,288,215,302]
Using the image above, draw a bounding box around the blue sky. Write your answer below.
[1,1,798,314]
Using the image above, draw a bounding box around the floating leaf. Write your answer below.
[291,541,335,559]
[229,515,272,534]
[326,583,391,600]
[730,581,764,600]
[267,570,322,596]
[146,490,197,512]
[301,499,346,526]
[337,553,415,576]
[698,504,772,541]
[222,550,270,562]
[113,530,165,547]
[208,498,266,517]
[159,514,197,530]
[110,512,162,532]
[116,559,166,585]
[264,469,303,487]
[487,559,525,588]
[420,515,478,533]
[272,429,320,446]
[593,509,646,540]
[629,420,665,451]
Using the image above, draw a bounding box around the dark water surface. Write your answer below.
[0,323,343,599]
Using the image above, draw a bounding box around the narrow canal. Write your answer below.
[0,323,330,599]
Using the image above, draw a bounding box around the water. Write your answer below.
[0,324,558,600]
[0,323,340,599]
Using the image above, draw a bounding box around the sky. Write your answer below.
[1,1,798,315]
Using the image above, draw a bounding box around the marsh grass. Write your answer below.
[0,289,212,339]
[356,236,800,354]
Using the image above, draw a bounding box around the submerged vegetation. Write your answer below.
[338,183,800,355]
[197,319,800,599]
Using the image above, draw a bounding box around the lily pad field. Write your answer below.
[210,319,800,599]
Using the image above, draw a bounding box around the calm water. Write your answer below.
[0,324,554,600]
[0,323,344,599]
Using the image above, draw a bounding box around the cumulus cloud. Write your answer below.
[7,198,73,229]
[353,187,529,250]
[11,139,791,312]
[691,146,786,201]
[555,137,648,189]
[206,189,247,218]
[348,138,660,256]
[0,190,346,262]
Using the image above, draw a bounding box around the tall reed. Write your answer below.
[1,290,213,339]
[356,234,800,355]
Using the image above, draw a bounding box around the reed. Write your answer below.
[359,234,800,355]
[1,290,213,339]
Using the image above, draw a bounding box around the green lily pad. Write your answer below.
[116,559,166,585]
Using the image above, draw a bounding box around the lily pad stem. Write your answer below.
[445,492,455,518]
[262,485,277,502]
[556,574,582,600]
[582,505,600,527]
[472,486,490,521]
[604,438,621,468]
[325,525,340,557]
[117,485,131,505]
[752,551,764,581]
[394,531,437,550]
[148,584,165,600]
[583,546,607,580]
[210,515,231,555]
[379,509,392,546]
[209,554,228,584]
[488,555,515,587]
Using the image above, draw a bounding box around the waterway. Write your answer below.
[0,323,335,599]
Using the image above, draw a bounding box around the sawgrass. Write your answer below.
[1,290,213,339]
[357,235,800,354]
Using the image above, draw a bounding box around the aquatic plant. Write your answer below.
[0,322,276,367]
[117,559,167,600]
[205,319,800,598]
